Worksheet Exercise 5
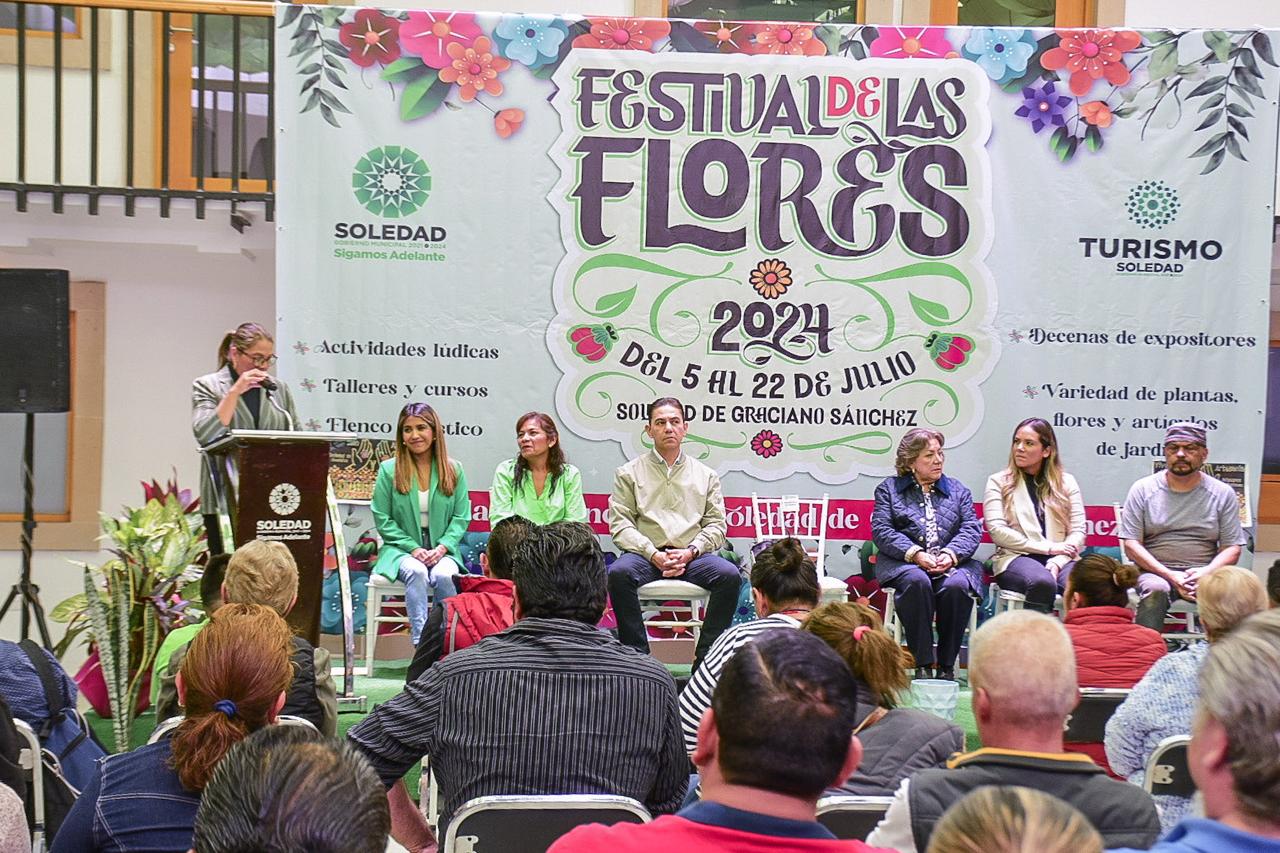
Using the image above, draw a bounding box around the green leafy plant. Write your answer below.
[51,490,206,751]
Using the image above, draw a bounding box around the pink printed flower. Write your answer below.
[400,11,482,69]
[338,9,401,68]
[751,430,784,459]
[746,23,826,56]
[694,20,749,53]
[572,17,670,51]
[1041,28,1141,97]
[494,107,525,139]
[1080,100,1113,127]
[438,36,510,102]
[869,27,957,59]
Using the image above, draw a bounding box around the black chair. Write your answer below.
[815,795,893,841]
[442,794,650,853]
[1064,688,1130,744]
[1144,735,1195,799]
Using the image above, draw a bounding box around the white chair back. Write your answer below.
[751,493,830,577]
[815,795,893,841]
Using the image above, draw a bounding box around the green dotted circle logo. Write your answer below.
[1125,180,1180,230]
[352,146,431,218]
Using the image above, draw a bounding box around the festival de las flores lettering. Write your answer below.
[547,51,997,481]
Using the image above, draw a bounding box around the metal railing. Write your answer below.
[2,0,275,222]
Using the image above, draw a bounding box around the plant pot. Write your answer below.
[74,647,152,718]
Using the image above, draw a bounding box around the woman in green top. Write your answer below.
[490,412,587,526]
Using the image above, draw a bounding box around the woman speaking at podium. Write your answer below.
[192,322,299,554]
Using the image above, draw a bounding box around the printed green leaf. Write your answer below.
[1148,42,1180,81]
[400,75,451,122]
[1187,74,1227,97]
[1201,148,1226,174]
[302,88,321,113]
[1225,134,1246,161]
[1195,109,1223,130]
[1232,68,1264,98]
[1084,124,1103,152]
[279,4,303,28]
[1190,131,1229,157]
[593,285,638,318]
[1252,31,1277,66]
[1227,115,1250,141]
[318,88,351,114]
[1196,92,1226,112]
[381,56,427,81]
[908,293,951,326]
[1203,30,1231,62]
[1226,102,1253,118]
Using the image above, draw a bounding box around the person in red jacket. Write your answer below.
[405,515,535,683]
[1062,553,1166,775]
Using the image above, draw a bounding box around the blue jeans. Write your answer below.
[397,554,460,645]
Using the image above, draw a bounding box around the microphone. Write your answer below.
[259,376,278,392]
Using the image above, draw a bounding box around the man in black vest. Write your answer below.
[866,610,1160,852]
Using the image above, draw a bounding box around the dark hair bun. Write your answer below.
[1113,563,1140,590]
[766,538,808,573]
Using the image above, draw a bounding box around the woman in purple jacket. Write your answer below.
[871,428,984,680]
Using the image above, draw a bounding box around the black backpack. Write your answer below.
[0,692,79,847]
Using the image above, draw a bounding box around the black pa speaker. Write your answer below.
[0,269,71,413]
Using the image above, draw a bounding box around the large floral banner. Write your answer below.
[275,11,1279,538]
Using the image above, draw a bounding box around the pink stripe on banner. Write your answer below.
[466,492,1125,546]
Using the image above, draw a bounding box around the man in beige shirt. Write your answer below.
[608,397,741,669]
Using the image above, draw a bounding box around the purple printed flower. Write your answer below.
[751,430,783,458]
[1015,81,1071,134]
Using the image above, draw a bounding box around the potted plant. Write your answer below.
[50,476,206,751]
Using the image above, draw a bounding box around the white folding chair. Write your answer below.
[815,795,893,841]
[13,719,46,853]
[992,587,1066,620]
[637,579,711,644]
[150,713,318,745]
[365,573,413,673]
[751,493,846,604]
[443,794,650,852]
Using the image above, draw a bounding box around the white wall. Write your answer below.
[0,196,274,667]
[1126,0,1280,28]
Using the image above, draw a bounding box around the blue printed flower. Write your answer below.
[493,15,569,68]
[962,27,1037,84]
[1015,81,1070,134]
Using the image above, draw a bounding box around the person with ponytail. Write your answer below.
[676,538,819,755]
[52,604,293,853]
[192,322,298,554]
[804,601,964,797]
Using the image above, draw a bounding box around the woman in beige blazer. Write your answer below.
[982,417,1086,612]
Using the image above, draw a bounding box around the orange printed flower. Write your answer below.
[494,108,525,139]
[438,36,510,103]
[747,22,826,56]
[1080,100,1113,127]
[572,17,670,51]
[750,259,792,299]
[1041,29,1141,97]
[694,20,749,53]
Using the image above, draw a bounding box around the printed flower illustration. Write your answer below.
[869,27,957,60]
[304,419,323,431]
[438,37,510,102]
[1041,28,1141,97]
[694,20,749,53]
[400,11,482,69]
[338,9,401,68]
[751,430,784,459]
[572,17,670,52]
[747,23,826,56]
[925,332,973,371]
[749,259,792,299]
[1080,100,1113,127]
[300,378,317,392]
[292,341,310,355]
[493,15,568,68]
[1022,385,1039,399]
[961,27,1036,83]
[1015,81,1071,133]
[494,108,525,138]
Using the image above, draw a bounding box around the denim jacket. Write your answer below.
[871,473,984,595]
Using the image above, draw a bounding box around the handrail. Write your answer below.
[8,0,275,18]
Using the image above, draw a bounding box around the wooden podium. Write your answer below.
[201,429,365,708]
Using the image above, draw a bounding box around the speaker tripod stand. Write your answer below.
[0,413,54,649]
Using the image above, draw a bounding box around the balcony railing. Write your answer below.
[2,0,275,222]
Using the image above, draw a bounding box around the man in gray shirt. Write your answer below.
[1118,422,1246,630]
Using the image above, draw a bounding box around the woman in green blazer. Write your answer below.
[371,402,471,644]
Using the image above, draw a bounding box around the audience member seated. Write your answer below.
[871,428,984,680]
[1268,558,1280,608]
[983,418,1085,613]
[1118,422,1246,630]
[925,786,1102,853]
[866,611,1159,852]
[1112,609,1280,853]
[550,630,893,852]
[151,553,228,707]
[348,521,687,850]
[1105,565,1268,832]
[155,540,336,736]
[1061,553,1166,775]
[192,726,389,853]
[0,782,27,853]
[677,537,819,753]
[805,602,964,797]
[52,604,293,853]
[405,515,535,683]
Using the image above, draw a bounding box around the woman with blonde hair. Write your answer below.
[983,418,1085,612]
[804,601,964,796]
[192,322,298,554]
[371,401,471,644]
[52,604,294,852]
[1106,565,1269,832]
[927,786,1103,853]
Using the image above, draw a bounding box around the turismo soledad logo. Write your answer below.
[1125,180,1180,230]
[1076,179,1219,276]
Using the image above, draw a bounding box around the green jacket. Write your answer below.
[371,457,471,580]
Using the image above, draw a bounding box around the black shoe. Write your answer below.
[914,667,931,680]
[937,667,956,681]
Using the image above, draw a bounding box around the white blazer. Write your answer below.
[982,470,1086,575]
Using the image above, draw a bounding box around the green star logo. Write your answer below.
[352,146,431,218]
[1125,180,1180,230]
